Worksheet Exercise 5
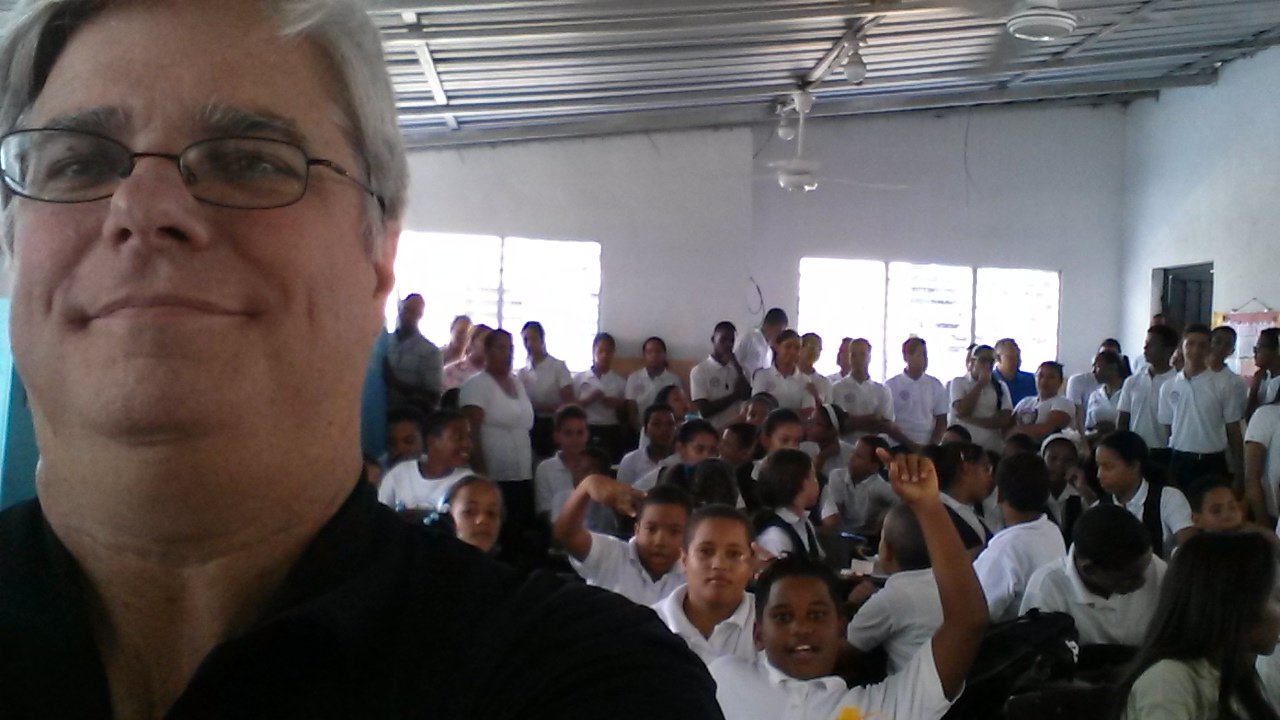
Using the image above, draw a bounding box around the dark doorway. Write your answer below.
[1160,263,1213,332]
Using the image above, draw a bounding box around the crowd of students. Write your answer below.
[376,297,1280,720]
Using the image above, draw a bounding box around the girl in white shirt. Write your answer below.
[751,330,818,416]
[1010,361,1075,444]
[1086,350,1126,437]
[625,336,682,427]
[754,448,823,561]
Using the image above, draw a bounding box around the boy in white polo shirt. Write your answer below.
[833,338,910,445]
[1118,324,1179,465]
[624,336,682,428]
[1158,324,1245,491]
[617,404,678,486]
[691,321,752,430]
[948,345,1013,454]
[885,337,949,447]
[651,505,757,665]
[574,332,629,462]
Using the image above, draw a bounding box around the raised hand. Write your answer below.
[581,474,646,517]
[876,448,940,507]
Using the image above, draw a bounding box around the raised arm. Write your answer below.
[552,474,644,561]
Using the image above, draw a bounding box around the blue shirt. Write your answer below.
[996,369,1038,406]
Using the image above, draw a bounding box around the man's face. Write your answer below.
[555,418,589,456]
[1183,332,1211,367]
[847,341,870,374]
[643,340,666,372]
[755,576,843,680]
[1210,329,1236,362]
[428,418,472,468]
[712,329,735,358]
[683,517,753,610]
[593,340,615,372]
[399,297,424,328]
[1255,338,1280,371]
[521,328,544,358]
[848,439,880,479]
[635,503,687,577]
[387,421,424,465]
[799,337,821,367]
[905,342,928,375]
[10,2,396,449]
[1143,331,1171,366]
[996,342,1021,370]
[678,431,719,465]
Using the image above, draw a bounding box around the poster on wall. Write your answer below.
[1212,309,1280,377]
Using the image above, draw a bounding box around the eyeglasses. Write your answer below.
[0,128,385,212]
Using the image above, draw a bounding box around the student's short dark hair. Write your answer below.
[756,448,813,509]
[387,406,425,430]
[1095,351,1122,371]
[713,321,737,336]
[774,329,801,346]
[763,308,789,327]
[677,418,719,446]
[686,460,741,507]
[923,443,963,492]
[1148,324,1180,350]
[754,553,842,622]
[857,435,891,468]
[942,424,972,443]
[1186,475,1235,513]
[1038,361,1064,380]
[581,447,613,476]
[882,504,930,571]
[1259,328,1280,350]
[654,385,683,408]
[723,422,758,450]
[1101,338,1122,352]
[1004,433,1038,455]
[643,336,667,354]
[638,483,694,519]
[521,320,544,338]
[749,393,780,410]
[1211,325,1238,340]
[592,332,616,349]
[642,403,676,429]
[443,474,505,517]
[423,409,465,439]
[996,453,1051,513]
[762,408,803,438]
[482,328,512,351]
[903,336,927,354]
[1073,505,1151,570]
[683,503,754,547]
[553,404,588,431]
[1183,324,1212,340]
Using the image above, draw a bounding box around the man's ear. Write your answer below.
[752,615,764,651]
[373,220,401,298]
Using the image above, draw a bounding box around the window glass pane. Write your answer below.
[797,258,887,379]
[385,232,502,345]
[975,267,1061,369]
[501,237,602,372]
[886,262,975,382]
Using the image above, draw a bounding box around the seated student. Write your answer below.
[753,448,825,561]
[1003,432,1039,457]
[384,406,426,468]
[973,453,1067,622]
[940,424,973,445]
[926,443,993,556]
[626,336,683,429]
[617,404,678,486]
[1041,433,1086,541]
[535,408,619,535]
[737,408,806,512]
[846,503,944,674]
[636,419,721,492]
[445,475,504,554]
[655,384,699,423]
[378,410,474,511]
[823,436,899,539]
[683,459,743,507]
[1020,505,1167,647]
[574,332,628,462]
[1187,476,1245,532]
[720,422,758,473]
[1096,430,1197,557]
[651,505,757,664]
[744,392,780,428]
[1116,532,1279,720]
[711,450,987,720]
[1010,361,1075,444]
[751,330,818,416]
[554,477,692,605]
[800,403,855,478]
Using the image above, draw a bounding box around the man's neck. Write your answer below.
[1184,362,1208,378]
[529,350,547,364]
[905,367,924,380]
[647,444,673,462]
[851,370,869,382]
[799,362,816,375]
[712,351,733,366]
[1005,509,1042,527]
[395,324,417,339]
[1209,357,1227,371]
[997,366,1017,380]
[1148,360,1171,376]
[682,592,741,640]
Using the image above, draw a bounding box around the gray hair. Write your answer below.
[0,0,408,256]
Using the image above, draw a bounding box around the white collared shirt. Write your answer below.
[885,372,949,445]
[536,454,619,534]
[1158,369,1245,453]
[752,366,817,413]
[1085,384,1123,431]
[1012,394,1076,429]
[1065,371,1099,413]
[573,368,627,426]
[516,354,572,417]
[803,371,833,404]
[617,447,675,486]
[457,372,534,482]
[1118,367,1176,449]
[1246,404,1280,518]
[824,468,898,536]
[376,459,471,511]
[1117,480,1193,555]
[569,532,685,606]
[1045,483,1081,528]
[633,454,682,492]
[709,644,954,720]
[798,440,854,479]
[1020,547,1166,646]
[847,568,942,674]
[625,368,682,413]
[973,515,1067,623]
[734,328,772,384]
[650,584,756,665]
[947,375,1012,453]
[941,492,989,545]
[756,507,823,559]
[832,375,894,443]
[690,355,745,429]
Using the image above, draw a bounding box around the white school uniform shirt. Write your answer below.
[1158,369,1245,453]
[1218,366,1250,419]
[1020,547,1166,646]
[1045,483,1081,528]
[569,532,685,606]
[650,585,756,665]
[947,375,1012,453]
[941,492,990,544]
[802,370,833,404]
[1012,394,1076,429]
[624,368,681,414]
[516,354,572,417]
[710,643,954,720]
[573,368,627,426]
[756,507,823,558]
[617,447,674,487]
[885,372,949,446]
[1065,371,1099,415]
[1085,384,1123,432]
[457,372,534,482]
[751,366,817,412]
[690,355,745,429]
[1119,480,1194,553]
[847,568,943,674]
[632,455,682,492]
[1118,367,1176,450]
[973,515,1067,623]
[376,459,472,511]
[824,468,898,536]
[798,440,854,479]
[832,376,894,443]
[980,492,1005,534]
[734,327,772,384]
[1245,404,1280,518]
[534,454,620,534]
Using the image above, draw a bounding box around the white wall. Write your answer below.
[406,103,1129,373]
[1121,45,1280,350]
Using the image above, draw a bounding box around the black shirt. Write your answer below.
[0,481,723,719]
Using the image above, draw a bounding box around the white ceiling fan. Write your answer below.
[765,89,908,193]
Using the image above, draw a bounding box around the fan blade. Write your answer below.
[981,25,1027,75]
[946,0,1010,20]
[824,178,909,191]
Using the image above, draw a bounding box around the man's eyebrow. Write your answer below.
[197,103,307,148]
[37,106,130,135]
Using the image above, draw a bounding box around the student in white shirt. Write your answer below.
[517,321,575,458]
[1247,328,1280,421]
[1020,505,1165,647]
[690,321,753,430]
[822,436,899,538]
[799,403,854,478]
[751,329,818,416]
[1096,431,1196,558]
[553,476,691,606]
[798,333,834,404]
[378,409,474,511]
[846,503,942,673]
[617,404,678,486]
[833,338,911,446]
[710,450,988,720]
[651,506,757,665]
[753,448,824,561]
[574,332,628,462]
[973,453,1067,622]
[735,307,788,383]
[1041,433,1086,541]
[885,337,949,447]
[625,336,682,429]
[1085,350,1125,438]
[928,443,993,556]
[1158,324,1245,492]
[383,407,425,469]
[635,419,721,492]
[1064,338,1124,433]
[1245,397,1280,527]
[948,344,1013,454]
[1010,361,1075,444]
[828,337,853,383]
[534,406,620,534]
[444,474,504,554]
[1118,324,1179,461]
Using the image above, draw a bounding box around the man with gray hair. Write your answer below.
[0,1,718,718]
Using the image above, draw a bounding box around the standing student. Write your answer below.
[833,338,909,445]
[1116,533,1280,720]
[651,505,757,665]
[575,332,628,462]
[445,475,504,555]
[711,450,988,720]
[442,323,491,391]
[1119,325,1180,466]
[949,345,1013,454]
[885,337,950,447]
[1247,328,1280,420]
[823,436,899,539]
[440,314,472,367]
[994,338,1038,406]
[379,410,474,511]
[554,478,692,606]
[1096,431,1197,558]
[384,294,443,413]
[1041,433,1085,541]
[800,404,854,478]
[1010,361,1075,444]
[617,404,678,486]
[973,453,1067,622]
[735,307,789,383]
[751,329,817,416]
[517,321,575,459]
[1245,391,1280,528]
[1158,324,1246,492]
[1086,350,1127,438]
[1067,339,1124,432]
[798,333,834,404]
[625,336,682,430]
[829,337,853,383]
[753,448,824,560]
[690,321,752,430]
